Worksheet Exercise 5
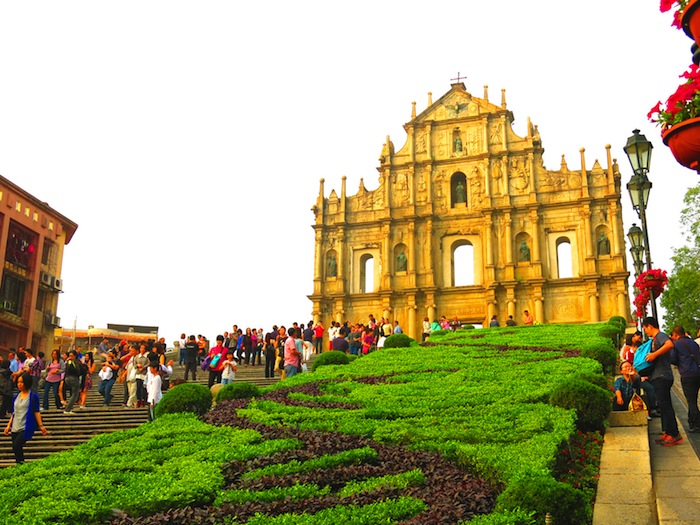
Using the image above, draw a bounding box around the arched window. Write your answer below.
[450,172,467,208]
[556,238,573,278]
[360,254,374,293]
[452,241,475,286]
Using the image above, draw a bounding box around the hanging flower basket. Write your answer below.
[682,0,700,45]
[662,116,700,172]
[634,269,669,301]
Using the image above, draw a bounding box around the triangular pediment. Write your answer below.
[411,83,504,125]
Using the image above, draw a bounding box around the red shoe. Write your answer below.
[655,433,671,444]
[661,435,684,447]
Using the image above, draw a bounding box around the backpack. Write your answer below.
[201,355,212,371]
[633,339,654,377]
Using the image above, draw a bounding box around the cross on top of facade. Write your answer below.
[451,72,467,83]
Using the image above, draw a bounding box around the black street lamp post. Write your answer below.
[624,130,658,320]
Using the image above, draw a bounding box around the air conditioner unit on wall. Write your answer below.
[40,271,54,287]
[50,315,61,327]
[52,278,62,291]
[1,300,13,311]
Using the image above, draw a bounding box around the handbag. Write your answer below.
[209,353,221,369]
[201,355,212,371]
[628,392,647,411]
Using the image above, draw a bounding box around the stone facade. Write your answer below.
[309,82,630,340]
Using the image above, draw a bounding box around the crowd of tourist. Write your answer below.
[613,317,700,447]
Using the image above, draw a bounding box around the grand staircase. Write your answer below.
[0,361,280,467]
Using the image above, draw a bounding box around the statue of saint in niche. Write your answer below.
[519,241,531,262]
[455,181,467,204]
[327,254,337,277]
[453,136,463,153]
[598,233,611,256]
[396,251,407,272]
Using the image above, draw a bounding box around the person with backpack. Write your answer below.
[63,350,82,415]
[670,325,700,433]
[643,317,683,447]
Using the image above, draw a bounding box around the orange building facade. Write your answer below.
[0,175,77,357]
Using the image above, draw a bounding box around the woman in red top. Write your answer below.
[362,326,375,355]
[207,335,227,388]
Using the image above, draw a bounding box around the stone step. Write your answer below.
[0,366,282,467]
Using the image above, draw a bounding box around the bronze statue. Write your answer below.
[519,241,531,262]
[327,254,337,277]
[397,251,407,272]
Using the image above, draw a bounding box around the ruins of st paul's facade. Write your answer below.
[309,81,630,340]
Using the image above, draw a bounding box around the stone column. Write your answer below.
[530,211,541,263]
[337,227,345,293]
[408,296,417,340]
[617,287,629,320]
[485,217,494,266]
[425,219,434,286]
[610,201,621,257]
[504,211,513,265]
[582,207,593,259]
[408,222,416,287]
[381,222,391,290]
[535,296,544,324]
[589,292,600,322]
[314,229,323,294]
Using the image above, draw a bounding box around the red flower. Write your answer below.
[661,0,676,12]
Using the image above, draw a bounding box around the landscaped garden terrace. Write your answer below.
[0,321,622,525]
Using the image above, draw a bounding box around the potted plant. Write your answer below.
[648,64,700,171]
[661,0,700,44]
[634,268,669,298]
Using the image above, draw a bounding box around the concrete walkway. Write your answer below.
[594,378,700,525]
[648,383,700,524]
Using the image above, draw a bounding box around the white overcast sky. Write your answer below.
[0,1,695,343]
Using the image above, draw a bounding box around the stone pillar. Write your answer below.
[314,229,323,294]
[589,292,600,322]
[507,299,516,319]
[426,123,433,161]
[337,227,345,292]
[504,211,513,265]
[610,201,621,257]
[617,288,629,320]
[535,296,544,324]
[408,296,417,339]
[425,219,434,286]
[485,217,494,266]
[582,208,593,258]
[408,222,416,287]
[428,304,436,324]
[530,212,541,263]
[381,222,391,290]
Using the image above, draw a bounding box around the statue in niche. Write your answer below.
[490,122,502,145]
[327,255,337,277]
[396,251,407,272]
[597,233,611,256]
[519,241,531,262]
[455,181,467,204]
[453,136,463,153]
[492,159,503,195]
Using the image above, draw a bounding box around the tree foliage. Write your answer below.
[661,182,700,333]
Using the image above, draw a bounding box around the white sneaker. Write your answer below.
[63,410,76,415]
